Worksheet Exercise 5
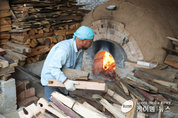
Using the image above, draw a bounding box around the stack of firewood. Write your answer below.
[0,0,86,66]
[0,1,12,45]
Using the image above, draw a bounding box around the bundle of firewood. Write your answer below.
[0,0,86,66]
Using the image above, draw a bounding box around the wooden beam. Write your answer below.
[47,79,107,92]
[62,68,89,80]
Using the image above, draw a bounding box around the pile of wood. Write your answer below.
[0,0,86,65]
[0,1,12,44]
[16,80,38,108]
[0,48,16,81]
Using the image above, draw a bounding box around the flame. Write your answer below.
[103,52,115,71]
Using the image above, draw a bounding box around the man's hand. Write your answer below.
[64,79,79,91]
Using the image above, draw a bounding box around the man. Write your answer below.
[41,26,94,102]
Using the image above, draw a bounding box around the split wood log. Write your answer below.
[120,81,129,95]
[47,36,57,43]
[92,94,125,118]
[0,10,11,18]
[4,49,27,61]
[0,32,10,39]
[26,45,50,57]
[1,74,11,81]
[107,89,127,104]
[136,88,154,101]
[51,91,107,118]
[24,38,31,45]
[153,79,177,90]
[30,39,38,48]
[10,32,29,42]
[0,1,10,10]
[138,68,176,82]
[0,59,9,68]
[62,68,89,80]
[0,66,15,76]
[50,96,81,118]
[126,99,137,118]
[0,17,11,26]
[109,82,131,100]
[47,79,107,92]
[0,25,12,32]
[37,38,51,45]
[4,54,19,63]
[126,74,158,92]
[18,103,45,118]
[4,42,31,53]
[37,98,70,118]
[120,79,145,101]
[164,54,178,68]
[38,29,44,34]
[122,79,150,92]
[54,29,77,35]
[30,32,53,39]
[0,48,6,55]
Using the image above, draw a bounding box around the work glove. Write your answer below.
[64,79,79,91]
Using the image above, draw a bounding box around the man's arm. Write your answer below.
[48,49,68,83]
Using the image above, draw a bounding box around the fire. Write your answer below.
[103,52,115,73]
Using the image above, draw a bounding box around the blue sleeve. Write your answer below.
[48,49,67,83]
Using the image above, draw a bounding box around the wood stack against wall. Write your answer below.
[0,1,12,45]
[1,0,88,66]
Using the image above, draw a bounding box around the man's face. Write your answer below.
[82,39,93,50]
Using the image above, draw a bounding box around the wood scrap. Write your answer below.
[164,54,178,68]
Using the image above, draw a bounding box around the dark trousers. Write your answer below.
[44,86,68,102]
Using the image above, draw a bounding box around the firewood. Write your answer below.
[167,36,178,42]
[34,54,44,61]
[10,39,24,45]
[62,68,89,80]
[0,17,11,26]
[28,29,35,36]
[0,66,15,76]
[55,35,63,42]
[26,45,50,57]
[19,61,26,67]
[17,88,35,101]
[4,53,19,63]
[24,38,31,45]
[43,28,49,33]
[0,1,10,10]
[69,24,76,29]
[0,59,9,68]
[0,48,6,55]
[0,25,12,32]
[17,96,38,108]
[1,74,11,81]
[30,32,53,39]
[50,43,55,49]
[0,39,9,44]
[37,38,50,45]
[30,39,38,48]
[0,32,10,39]
[47,36,57,43]
[29,57,37,63]
[153,79,178,90]
[164,54,178,68]
[4,49,27,61]
[138,68,176,82]
[52,92,107,118]
[126,99,137,118]
[38,29,44,34]
[27,58,32,64]
[120,81,129,95]
[0,10,11,18]
[136,88,154,101]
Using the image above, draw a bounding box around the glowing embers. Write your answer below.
[94,51,116,81]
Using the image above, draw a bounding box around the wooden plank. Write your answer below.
[138,68,176,82]
[164,54,178,68]
[0,67,15,76]
[0,25,11,32]
[0,17,11,26]
[51,92,107,118]
[62,68,89,80]
[167,36,178,42]
[107,89,127,104]
[26,45,50,57]
[0,10,11,18]
[0,59,9,68]
[50,96,80,118]
[153,79,177,90]
[48,79,107,92]
[4,49,27,61]
[126,99,137,118]
[83,102,104,115]
[0,1,10,10]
